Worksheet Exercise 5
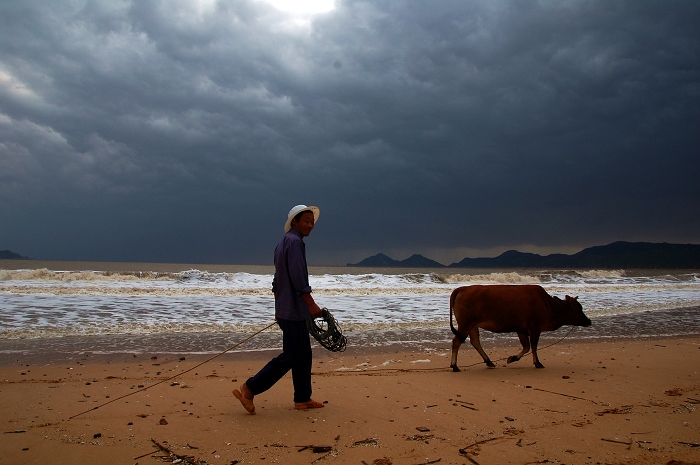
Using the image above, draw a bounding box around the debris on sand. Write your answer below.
[353,438,379,447]
[596,405,633,416]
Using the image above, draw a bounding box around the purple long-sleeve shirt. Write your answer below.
[272,229,312,321]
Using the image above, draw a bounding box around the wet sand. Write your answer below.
[1,337,699,465]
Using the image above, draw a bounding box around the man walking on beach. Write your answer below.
[233,205,325,414]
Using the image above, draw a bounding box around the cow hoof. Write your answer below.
[507,356,519,364]
[535,362,545,369]
[486,361,496,368]
[451,365,461,372]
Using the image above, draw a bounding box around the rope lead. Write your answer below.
[69,320,278,420]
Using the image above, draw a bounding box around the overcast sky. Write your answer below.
[1,0,698,266]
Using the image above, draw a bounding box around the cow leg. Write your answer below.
[507,333,531,364]
[469,328,495,368]
[530,331,544,368]
[450,335,463,372]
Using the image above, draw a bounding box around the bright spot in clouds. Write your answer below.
[259,0,335,15]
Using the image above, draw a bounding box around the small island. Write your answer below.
[0,250,29,260]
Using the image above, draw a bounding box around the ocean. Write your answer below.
[1,261,699,357]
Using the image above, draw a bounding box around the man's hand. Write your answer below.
[301,293,323,318]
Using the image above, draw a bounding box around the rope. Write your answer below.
[307,308,347,352]
[457,325,578,369]
[69,322,576,417]
[68,320,278,420]
[316,325,579,375]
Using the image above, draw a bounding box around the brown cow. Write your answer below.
[449,285,591,370]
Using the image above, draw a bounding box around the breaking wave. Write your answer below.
[1,265,699,345]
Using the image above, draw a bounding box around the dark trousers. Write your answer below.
[245,318,312,403]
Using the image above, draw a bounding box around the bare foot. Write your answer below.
[294,399,324,410]
[233,383,256,414]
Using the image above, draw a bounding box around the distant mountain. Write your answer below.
[450,242,700,269]
[0,250,29,260]
[398,254,446,268]
[348,253,399,267]
[347,253,445,267]
[564,241,700,269]
[348,242,700,269]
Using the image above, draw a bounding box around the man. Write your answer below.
[233,205,325,414]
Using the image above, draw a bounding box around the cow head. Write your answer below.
[564,295,592,327]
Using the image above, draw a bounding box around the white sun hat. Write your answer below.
[284,205,320,232]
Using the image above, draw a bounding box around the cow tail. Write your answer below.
[449,289,467,343]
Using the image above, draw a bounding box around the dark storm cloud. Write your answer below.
[1,0,698,265]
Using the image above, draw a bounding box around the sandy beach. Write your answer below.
[1,337,698,465]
